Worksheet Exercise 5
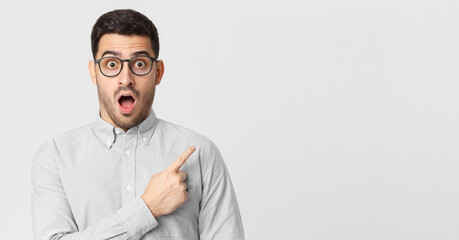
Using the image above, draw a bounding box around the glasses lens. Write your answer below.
[130,56,153,75]
[99,57,122,76]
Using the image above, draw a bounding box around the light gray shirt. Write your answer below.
[31,109,244,240]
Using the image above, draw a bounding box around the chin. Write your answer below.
[117,108,148,127]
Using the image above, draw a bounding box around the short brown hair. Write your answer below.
[91,9,160,59]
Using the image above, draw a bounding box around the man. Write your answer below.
[31,9,244,240]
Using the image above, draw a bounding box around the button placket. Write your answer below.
[122,131,137,203]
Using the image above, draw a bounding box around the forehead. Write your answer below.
[97,33,154,58]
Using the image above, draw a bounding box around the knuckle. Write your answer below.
[184,191,189,200]
[181,192,188,203]
[174,175,182,183]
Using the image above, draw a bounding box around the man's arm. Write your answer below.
[31,140,157,240]
[31,141,195,240]
[198,140,245,240]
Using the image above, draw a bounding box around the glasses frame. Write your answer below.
[94,55,157,77]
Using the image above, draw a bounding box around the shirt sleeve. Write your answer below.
[198,140,245,240]
[30,140,158,240]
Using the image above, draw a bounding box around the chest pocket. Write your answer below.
[151,184,199,238]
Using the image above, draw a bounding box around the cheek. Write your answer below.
[97,78,114,92]
[97,81,117,101]
[139,82,156,100]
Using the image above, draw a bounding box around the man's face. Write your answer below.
[89,34,164,131]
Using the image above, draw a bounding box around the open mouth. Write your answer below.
[117,94,136,114]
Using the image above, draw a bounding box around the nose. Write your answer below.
[118,61,135,86]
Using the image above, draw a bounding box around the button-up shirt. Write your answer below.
[31,109,244,240]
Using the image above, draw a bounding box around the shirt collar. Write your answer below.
[94,108,158,148]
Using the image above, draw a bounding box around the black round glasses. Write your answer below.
[95,56,157,77]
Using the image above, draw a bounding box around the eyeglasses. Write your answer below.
[94,56,157,77]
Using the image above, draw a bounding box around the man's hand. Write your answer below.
[141,146,196,217]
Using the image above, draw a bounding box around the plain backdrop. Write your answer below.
[1,0,459,239]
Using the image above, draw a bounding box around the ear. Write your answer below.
[154,60,165,86]
[89,60,97,86]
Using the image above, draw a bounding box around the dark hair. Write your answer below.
[91,9,159,59]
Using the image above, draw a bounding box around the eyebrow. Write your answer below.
[101,50,151,58]
[132,51,151,57]
[101,50,120,57]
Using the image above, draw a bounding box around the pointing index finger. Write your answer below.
[167,146,196,172]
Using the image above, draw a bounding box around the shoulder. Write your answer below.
[155,118,215,147]
[155,118,221,161]
[33,122,95,160]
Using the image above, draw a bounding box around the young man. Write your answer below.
[31,9,244,240]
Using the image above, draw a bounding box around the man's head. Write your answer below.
[89,9,164,132]
[91,9,160,59]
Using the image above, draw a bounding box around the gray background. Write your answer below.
[1,0,459,239]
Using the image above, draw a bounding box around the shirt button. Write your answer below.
[126,150,130,156]
[115,129,120,134]
[126,184,132,192]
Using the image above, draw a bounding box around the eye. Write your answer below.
[106,61,118,69]
[134,60,146,68]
